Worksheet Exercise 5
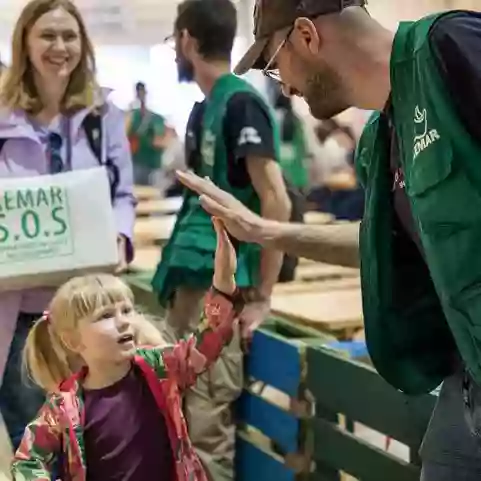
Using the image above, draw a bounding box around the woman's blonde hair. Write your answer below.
[23,274,166,392]
[0,0,98,114]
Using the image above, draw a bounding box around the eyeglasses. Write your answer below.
[262,27,293,83]
[48,132,63,174]
[163,34,176,51]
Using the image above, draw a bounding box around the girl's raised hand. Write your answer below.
[212,217,237,295]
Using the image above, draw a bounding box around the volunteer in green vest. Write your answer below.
[126,82,172,185]
[274,92,309,192]
[176,2,481,479]
[152,0,291,479]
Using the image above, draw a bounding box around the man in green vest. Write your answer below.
[126,82,174,185]
[152,0,291,479]
[176,1,481,478]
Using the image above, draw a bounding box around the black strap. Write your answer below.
[82,112,119,201]
[82,112,102,162]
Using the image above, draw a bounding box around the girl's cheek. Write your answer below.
[92,317,117,335]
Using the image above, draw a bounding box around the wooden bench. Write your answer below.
[136,197,183,217]
[271,287,363,339]
[134,216,176,247]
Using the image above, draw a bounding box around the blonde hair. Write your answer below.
[23,274,166,392]
[0,0,98,114]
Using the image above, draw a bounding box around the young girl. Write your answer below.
[11,219,242,481]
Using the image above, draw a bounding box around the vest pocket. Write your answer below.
[407,144,453,196]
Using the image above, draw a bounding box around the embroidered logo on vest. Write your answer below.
[413,106,440,159]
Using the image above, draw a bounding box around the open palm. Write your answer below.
[177,171,264,244]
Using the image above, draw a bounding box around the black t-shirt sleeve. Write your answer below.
[223,92,276,161]
[222,92,277,187]
[429,12,481,142]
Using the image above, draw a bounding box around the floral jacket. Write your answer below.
[11,288,241,481]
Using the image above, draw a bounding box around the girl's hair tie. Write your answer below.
[41,310,50,323]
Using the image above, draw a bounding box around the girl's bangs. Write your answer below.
[68,276,134,321]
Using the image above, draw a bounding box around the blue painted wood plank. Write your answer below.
[247,330,301,397]
[326,341,368,359]
[237,392,299,453]
[236,435,296,481]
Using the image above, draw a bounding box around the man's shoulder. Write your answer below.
[226,91,267,112]
[429,10,481,42]
[431,10,481,29]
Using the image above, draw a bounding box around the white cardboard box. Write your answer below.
[0,167,119,291]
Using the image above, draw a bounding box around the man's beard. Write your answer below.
[177,57,195,83]
[303,64,349,120]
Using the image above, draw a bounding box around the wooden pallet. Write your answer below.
[136,197,182,217]
[130,247,162,271]
[134,216,176,247]
[303,211,335,225]
[271,288,363,339]
[236,325,434,481]
[122,275,432,481]
[273,278,360,295]
[134,185,161,201]
[294,263,359,282]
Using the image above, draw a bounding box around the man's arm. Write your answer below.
[246,157,291,296]
[177,170,360,267]
[261,220,360,268]
[223,92,291,297]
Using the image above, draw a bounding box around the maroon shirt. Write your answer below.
[83,366,174,481]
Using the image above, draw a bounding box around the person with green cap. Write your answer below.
[176,1,481,479]
[152,0,291,479]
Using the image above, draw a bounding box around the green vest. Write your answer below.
[356,12,481,395]
[279,116,309,190]
[152,74,280,305]
[129,109,165,169]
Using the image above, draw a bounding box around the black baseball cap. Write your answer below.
[234,0,366,75]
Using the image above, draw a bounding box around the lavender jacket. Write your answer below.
[0,93,136,383]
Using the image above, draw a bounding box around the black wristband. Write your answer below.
[211,286,245,313]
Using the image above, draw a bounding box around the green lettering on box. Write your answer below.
[0,184,73,263]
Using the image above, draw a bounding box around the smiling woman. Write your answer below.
[0,0,136,455]
[0,0,97,114]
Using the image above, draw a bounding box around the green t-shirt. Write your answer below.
[128,108,165,169]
